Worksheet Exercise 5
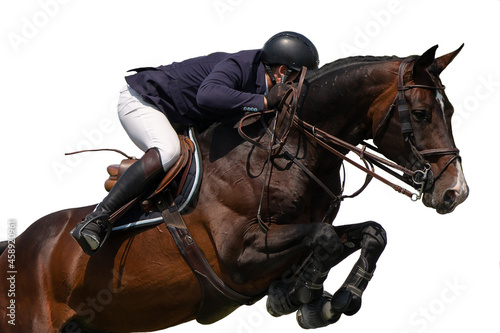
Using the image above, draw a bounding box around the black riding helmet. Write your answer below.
[262,31,319,70]
[261,31,319,84]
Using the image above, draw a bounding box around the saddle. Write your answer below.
[105,134,195,210]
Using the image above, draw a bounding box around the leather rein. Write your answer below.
[239,58,461,215]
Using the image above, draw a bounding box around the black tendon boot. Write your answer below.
[330,256,374,316]
[267,255,328,318]
[296,257,374,329]
[70,148,165,255]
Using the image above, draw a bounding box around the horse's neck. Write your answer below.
[303,60,399,145]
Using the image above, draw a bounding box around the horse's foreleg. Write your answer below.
[264,223,343,317]
[297,221,387,329]
[332,221,387,315]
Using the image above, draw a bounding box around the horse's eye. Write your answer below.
[411,109,428,121]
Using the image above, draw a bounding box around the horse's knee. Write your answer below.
[307,224,343,269]
[361,221,387,256]
[282,224,342,305]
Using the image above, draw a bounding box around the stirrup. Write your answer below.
[71,215,112,255]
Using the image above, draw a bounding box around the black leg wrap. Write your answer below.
[289,225,341,305]
[266,256,329,317]
[331,257,373,316]
[296,291,341,329]
[267,224,341,317]
[266,280,300,317]
[289,255,329,305]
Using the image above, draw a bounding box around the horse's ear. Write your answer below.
[431,43,464,75]
[413,45,439,75]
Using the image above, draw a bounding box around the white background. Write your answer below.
[1,0,499,332]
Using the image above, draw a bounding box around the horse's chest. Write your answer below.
[267,174,311,218]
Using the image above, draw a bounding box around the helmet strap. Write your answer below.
[265,65,295,85]
[264,64,277,86]
[282,69,293,83]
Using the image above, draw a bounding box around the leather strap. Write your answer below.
[156,193,256,324]
[293,120,416,199]
[397,58,416,136]
[283,150,339,201]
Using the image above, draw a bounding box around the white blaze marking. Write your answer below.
[436,91,448,131]
[451,160,468,198]
[436,91,467,198]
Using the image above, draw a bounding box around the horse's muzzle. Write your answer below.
[422,166,469,214]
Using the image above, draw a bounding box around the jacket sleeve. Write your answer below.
[196,56,265,113]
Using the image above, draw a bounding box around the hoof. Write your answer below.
[266,280,299,317]
[330,287,362,316]
[296,292,341,329]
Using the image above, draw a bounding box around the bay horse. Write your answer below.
[0,45,468,332]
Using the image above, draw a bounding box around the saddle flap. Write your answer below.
[151,135,195,197]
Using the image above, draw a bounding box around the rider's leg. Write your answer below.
[70,85,180,255]
[71,148,165,254]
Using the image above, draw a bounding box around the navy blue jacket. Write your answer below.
[125,50,267,127]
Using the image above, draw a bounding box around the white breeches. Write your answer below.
[117,85,181,172]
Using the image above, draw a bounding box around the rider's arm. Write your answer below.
[196,52,266,113]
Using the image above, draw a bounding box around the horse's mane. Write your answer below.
[306,55,403,81]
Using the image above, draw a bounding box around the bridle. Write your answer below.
[238,58,461,227]
[377,57,461,194]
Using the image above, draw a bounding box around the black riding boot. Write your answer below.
[70,148,165,255]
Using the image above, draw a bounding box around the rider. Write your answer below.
[70,31,320,255]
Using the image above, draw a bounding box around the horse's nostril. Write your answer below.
[443,189,458,207]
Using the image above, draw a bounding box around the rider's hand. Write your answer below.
[265,83,289,109]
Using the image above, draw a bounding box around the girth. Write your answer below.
[156,194,258,324]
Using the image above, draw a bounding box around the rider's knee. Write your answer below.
[155,141,181,171]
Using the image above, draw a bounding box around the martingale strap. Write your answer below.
[238,67,308,233]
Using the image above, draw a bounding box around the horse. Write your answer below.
[0,45,468,332]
